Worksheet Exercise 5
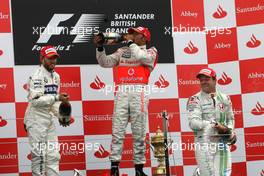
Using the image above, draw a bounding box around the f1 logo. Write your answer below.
[36,14,105,43]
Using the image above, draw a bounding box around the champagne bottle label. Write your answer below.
[98,32,125,45]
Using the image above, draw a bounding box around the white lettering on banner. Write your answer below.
[0,12,9,19]
[246,141,264,148]
[233,108,242,115]
[0,152,17,160]
[32,44,73,51]
[111,21,136,27]
[120,77,143,82]
[248,72,264,79]
[61,150,79,156]
[120,59,140,65]
[236,3,264,13]
[105,28,129,33]
[122,149,133,155]
[181,11,198,18]
[60,81,80,88]
[178,79,200,85]
[108,13,155,34]
[114,14,155,20]
[83,115,113,121]
[214,43,231,49]
[0,84,7,90]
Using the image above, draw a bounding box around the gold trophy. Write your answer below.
[151,126,166,176]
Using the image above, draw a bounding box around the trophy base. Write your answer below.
[153,167,166,176]
[153,174,166,176]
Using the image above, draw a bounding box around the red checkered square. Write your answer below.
[148,99,180,133]
[232,162,247,176]
[86,169,109,176]
[55,67,82,101]
[0,68,15,102]
[206,28,238,64]
[0,0,11,33]
[244,126,264,161]
[58,135,86,171]
[172,0,205,31]
[82,100,114,135]
[239,58,264,94]
[235,0,264,26]
[0,138,18,173]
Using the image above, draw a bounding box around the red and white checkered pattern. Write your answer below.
[0,0,263,175]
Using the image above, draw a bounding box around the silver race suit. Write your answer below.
[187,91,234,176]
[24,65,61,176]
[96,43,158,164]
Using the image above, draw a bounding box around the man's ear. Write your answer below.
[142,36,147,44]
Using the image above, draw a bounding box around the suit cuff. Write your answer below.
[97,46,104,52]
[127,40,134,47]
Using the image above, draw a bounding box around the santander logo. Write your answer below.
[69,116,75,124]
[0,116,7,127]
[169,147,173,155]
[27,153,32,160]
[0,84,7,90]
[155,75,169,88]
[0,49,3,56]
[23,83,29,91]
[246,34,261,48]
[217,72,232,85]
[213,5,227,19]
[90,76,105,90]
[94,144,110,158]
[251,102,264,116]
[184,41,198,54]
[230,144,237,152]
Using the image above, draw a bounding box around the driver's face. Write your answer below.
[43,56,57,71]
[133,32,146,46]
[198,75,216,93]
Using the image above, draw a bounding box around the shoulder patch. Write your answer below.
[187,96,199,111]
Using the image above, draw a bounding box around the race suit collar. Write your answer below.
[201,90,217,98]
[139,45,146,49]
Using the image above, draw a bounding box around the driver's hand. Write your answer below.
[93,35,103,47]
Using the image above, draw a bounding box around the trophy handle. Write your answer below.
[193,167,200,176]
[73,169,82,176]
